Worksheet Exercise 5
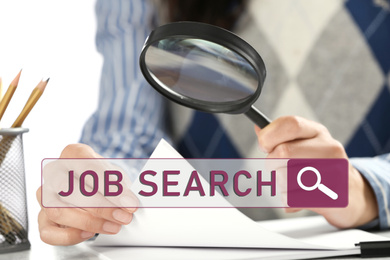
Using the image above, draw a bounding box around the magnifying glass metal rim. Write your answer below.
[139,21,267,114]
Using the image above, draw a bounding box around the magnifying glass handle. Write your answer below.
[244,105,271,128]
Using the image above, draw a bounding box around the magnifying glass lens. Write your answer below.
[140,22,271,127]
[145,37,259,103]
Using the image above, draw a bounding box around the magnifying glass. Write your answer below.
[139,21,271,128]
[297,166,338,200]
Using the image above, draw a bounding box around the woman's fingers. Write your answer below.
[256,116,328,154]
[43,207,123,235]
[268,136,346,159]
[37,185,135,246]
[38,210,95,246]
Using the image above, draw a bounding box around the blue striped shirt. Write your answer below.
[80,0,170,159]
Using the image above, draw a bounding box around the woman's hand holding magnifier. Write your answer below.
[255,115,378,229]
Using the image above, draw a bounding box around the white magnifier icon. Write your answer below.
[297,166,338,200]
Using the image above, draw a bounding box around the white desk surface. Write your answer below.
[3,216,390,260]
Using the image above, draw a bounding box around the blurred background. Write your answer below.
[0,0,101,254]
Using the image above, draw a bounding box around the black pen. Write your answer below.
[356,241,390,258]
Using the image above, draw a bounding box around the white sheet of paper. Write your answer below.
[92,139,388,253]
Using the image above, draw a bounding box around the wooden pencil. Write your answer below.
[0,70,22,121]
[11,78,49,128]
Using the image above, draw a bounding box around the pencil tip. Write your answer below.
[10,70,22,87]
[37,78,49,91]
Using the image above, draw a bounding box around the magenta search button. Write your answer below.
[287,159,348,208]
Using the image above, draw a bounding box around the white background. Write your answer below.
[0,0,101,250]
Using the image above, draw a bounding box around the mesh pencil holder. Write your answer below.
[0,128,30,253]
